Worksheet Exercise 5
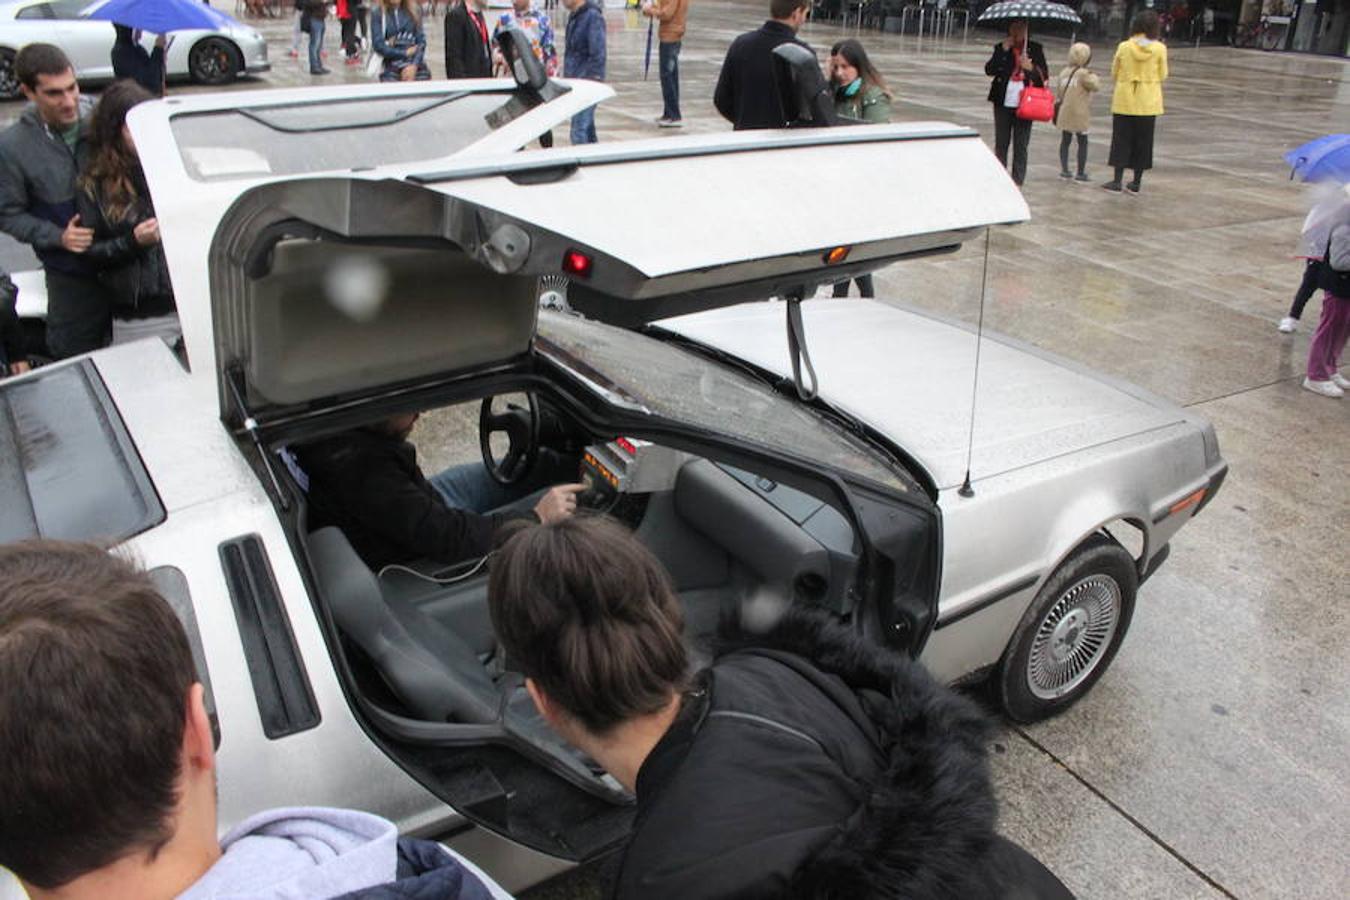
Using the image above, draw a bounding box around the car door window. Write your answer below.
[16,4,54,20]
[48,0,90,19]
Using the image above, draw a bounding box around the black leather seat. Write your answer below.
[306,526,630,804]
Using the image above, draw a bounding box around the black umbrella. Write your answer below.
[977,0,1083,25]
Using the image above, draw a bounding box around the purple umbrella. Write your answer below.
[85,0,238,33]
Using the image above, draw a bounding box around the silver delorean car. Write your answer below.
[0,70,1226,892]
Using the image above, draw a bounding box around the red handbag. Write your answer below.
[1016,85,1055,122]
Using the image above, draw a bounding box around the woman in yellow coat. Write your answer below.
[1103,9,1168,195]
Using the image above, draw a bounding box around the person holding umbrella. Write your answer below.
[1102,9,1168,195]
[110,25,167,96]
[984,18,1047,187]
[641,0,689,128]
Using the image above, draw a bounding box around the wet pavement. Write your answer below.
[1,3,1346,899]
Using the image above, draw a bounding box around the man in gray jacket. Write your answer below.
[0,44,111,359]
[0,540,512,900]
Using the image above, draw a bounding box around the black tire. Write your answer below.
[188,37,241,86]
[997,535,1138,724]
[1,48,19,101]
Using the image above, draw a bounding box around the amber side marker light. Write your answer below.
[823,245,851,265]
[562,249,593,278]
[1169,489,1207,517]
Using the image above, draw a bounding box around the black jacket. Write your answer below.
[0,269,24,368]
[111,26,165,96]
[985,40,1048,104]
[444,3,492,79]
[75,164,175,319]
[713,21,808,130]
[295,427,527,571]
[615,610,1076,900]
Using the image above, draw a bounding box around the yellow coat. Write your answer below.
[1110,36,1168,116]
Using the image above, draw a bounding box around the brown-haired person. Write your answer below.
[0,541,509,899]
[1102,9,1168,195]
[0,44,114,359]
[713,0,812,130]
[77,80,180,349]
[489,517,1077,899]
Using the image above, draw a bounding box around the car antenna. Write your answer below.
[958,229,991,498]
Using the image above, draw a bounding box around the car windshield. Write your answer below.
[169,92,519,181]
[537,311,913,494]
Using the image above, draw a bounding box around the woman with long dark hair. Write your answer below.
[828,39,892,299]
[371,0,430,81]
[829,39,893,125]
[76,80,178,348]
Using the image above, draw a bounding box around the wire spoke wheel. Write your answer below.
[1026,575,1122,700]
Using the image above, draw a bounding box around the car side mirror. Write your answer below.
[497,26,547,93]
[772,43,839,128]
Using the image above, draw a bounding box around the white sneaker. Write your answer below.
[1277,316,1298,333]
[1332,372,1350,390]
[1302,377,1344,398]
[655,117,684,128]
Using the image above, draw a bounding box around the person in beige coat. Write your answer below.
[1055,42,1100,182]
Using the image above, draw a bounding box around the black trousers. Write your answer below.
[832,275,875,298]
[340,16,359,57]
[1108,114,1156,172]
[44,269,111,360]
[1289,258,1322,319]
[993,103,1032,185]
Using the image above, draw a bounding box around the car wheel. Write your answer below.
[997,536,1137,724]
[189,37,241,86]
[1,48,19,101]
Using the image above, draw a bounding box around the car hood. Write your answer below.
[659,299,1188,491]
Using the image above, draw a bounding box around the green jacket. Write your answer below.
[834,83,892,124]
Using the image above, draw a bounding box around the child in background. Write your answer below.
[1055,42,1100,182]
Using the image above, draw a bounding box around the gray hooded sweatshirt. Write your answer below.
[178,807,404,900]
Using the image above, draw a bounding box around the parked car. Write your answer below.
[0,0,269,99]
[0,73,1226,893]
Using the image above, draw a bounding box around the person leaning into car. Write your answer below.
[295,411,584,571]
[0,540,513,899]
[489,516,1078,900]
[0,44,116,360]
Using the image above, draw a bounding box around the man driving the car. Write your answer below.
[295,410,583,571]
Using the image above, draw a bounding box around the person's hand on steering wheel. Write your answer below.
[533,484,587,524]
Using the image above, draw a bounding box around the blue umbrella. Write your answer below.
[1284,134,1350,183]
[85,0,238,33]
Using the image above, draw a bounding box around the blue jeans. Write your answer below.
[427,450,576,516]
[570,106,597,145]
[308,16,325,72]
[658,41,681,121]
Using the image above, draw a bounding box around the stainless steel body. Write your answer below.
[0,81,1224,894]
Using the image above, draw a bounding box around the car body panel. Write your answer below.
[657,298,1223,682]
[0,0,269,87]
[660,298,1191,491]
[0,80,1226,896]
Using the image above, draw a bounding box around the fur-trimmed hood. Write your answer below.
[714,609,998,898]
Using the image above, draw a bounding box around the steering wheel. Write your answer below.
[479,393,541,486]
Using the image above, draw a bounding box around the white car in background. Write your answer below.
[0,0,269,99]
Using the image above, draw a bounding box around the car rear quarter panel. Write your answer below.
[920,421,1210,683]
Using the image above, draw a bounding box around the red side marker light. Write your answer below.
[562,249,593,278]
[823,245,851,265]
[615,437,637,456]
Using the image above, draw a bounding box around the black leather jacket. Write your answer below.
[985,39,1049,104]
[75,164,174,318]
